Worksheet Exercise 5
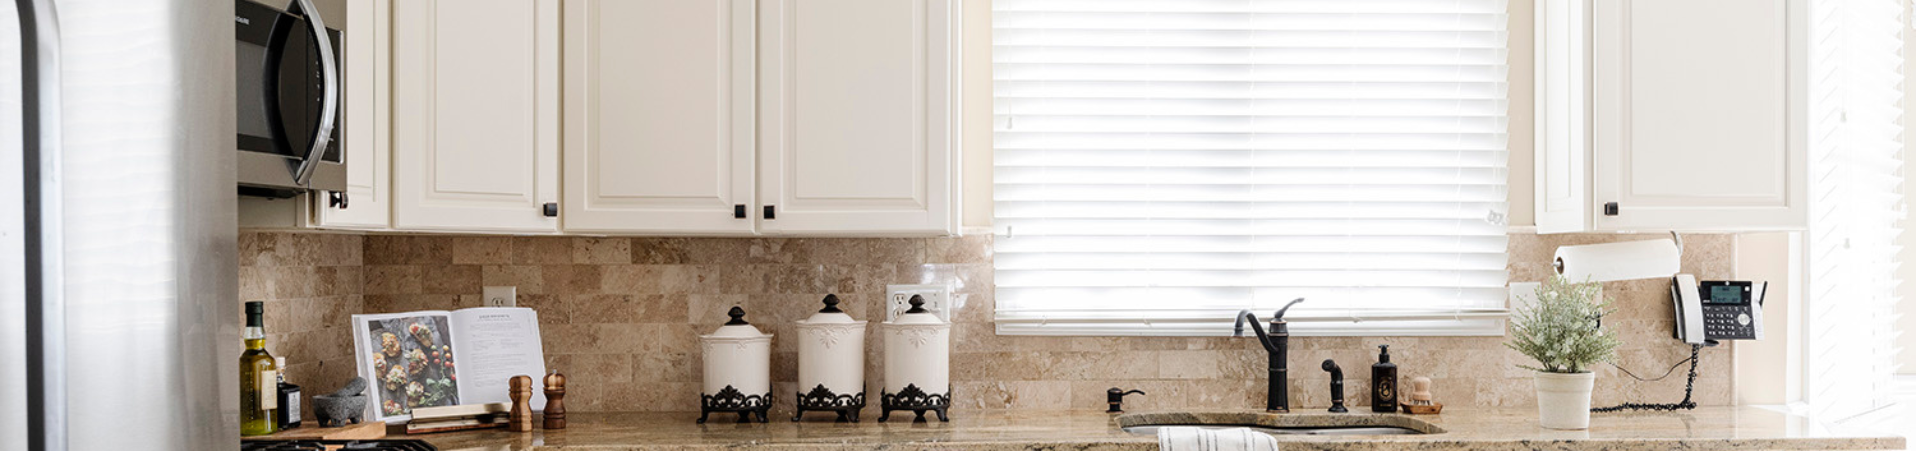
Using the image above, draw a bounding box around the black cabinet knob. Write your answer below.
[328,191,349,209]
[735,204,747,219]
[1603,202,1619,216]
[763,205,776,220]
[543,202,558,217]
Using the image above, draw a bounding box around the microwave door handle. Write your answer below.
[289,0,337,187]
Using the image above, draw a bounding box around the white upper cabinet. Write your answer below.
[755,0,960,236]
[313,0,391,230]
[392,0,560,233]
[560,0,757,235]
[1535,0,1807,233]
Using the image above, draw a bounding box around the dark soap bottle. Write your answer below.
[1371,345,1398,412]
[276,357,302,430]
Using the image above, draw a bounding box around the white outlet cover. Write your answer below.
[483,286,517,308]
[886,284,951,322]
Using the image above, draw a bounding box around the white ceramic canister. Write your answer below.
[698,306,772,423]
[793,294,868,420]
[880,295,951,421]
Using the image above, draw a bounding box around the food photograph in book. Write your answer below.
[363,315,459,416]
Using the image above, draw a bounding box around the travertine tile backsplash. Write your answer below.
[240,230,1733,414]
[238,232,366,421]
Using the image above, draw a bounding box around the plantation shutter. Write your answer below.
[991,0,1513,336]
[1802,0,1905,425]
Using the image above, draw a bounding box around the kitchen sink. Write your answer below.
[1121,424,1424,435]
[1116,412,1442,436]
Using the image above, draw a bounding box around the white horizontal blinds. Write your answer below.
[1803,0,1904,423]
[993,0,1511,335]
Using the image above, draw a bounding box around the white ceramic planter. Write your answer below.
[879,296,951,421]
[794,294,868,421]
[698,307,772,423]
[1534,371,1595,430]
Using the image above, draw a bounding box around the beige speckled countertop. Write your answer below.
[417,407,1904,451]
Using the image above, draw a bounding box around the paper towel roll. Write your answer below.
[1552,239,1681,282]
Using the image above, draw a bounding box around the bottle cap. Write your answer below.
[1378,344,1391,363]
[245,301,265,326]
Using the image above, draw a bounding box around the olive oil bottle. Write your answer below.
[240,301,279,436]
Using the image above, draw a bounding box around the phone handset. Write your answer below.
[1672,274,1706,344]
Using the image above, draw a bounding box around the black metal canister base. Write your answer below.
[698,385,772,424]
[792,384,867,422]
[878,384,950,422]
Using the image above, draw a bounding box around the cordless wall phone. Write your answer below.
[1670,274,1765,344]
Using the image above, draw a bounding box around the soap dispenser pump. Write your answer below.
[1372,345,1398,412]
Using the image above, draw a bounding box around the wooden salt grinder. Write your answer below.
[542,370,567,429]
[508,375,535,432]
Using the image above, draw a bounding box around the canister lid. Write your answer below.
[708,306,768,338]
[891,295,946,325]
[802,294,857,324]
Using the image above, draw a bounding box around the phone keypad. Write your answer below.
[1701,305,1756,340]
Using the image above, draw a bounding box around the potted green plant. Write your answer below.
[1506,275,1622,429]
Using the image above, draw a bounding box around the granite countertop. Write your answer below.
[417,407,1905,451]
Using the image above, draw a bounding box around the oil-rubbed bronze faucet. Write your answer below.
[1234,298,1305,413]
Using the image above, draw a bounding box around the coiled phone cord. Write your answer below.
[1590,344,1701,412]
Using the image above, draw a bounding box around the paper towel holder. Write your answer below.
[1552,231,1683,276]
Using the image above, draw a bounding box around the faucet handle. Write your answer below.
[1273,298,1306,319]
[1106,388,1146,413]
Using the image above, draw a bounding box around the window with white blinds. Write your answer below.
[992,0,1512,336]
[1802,0,1904,425]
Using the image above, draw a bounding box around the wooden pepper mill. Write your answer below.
[542,369,567,429]
[508,375,535,432]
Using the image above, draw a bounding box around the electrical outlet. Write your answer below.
[886,284,951,322]
[483,286,517,308]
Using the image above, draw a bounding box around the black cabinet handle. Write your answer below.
[543,202,559,217]
[763,205,776,220]
[328,191,349,209]
[734,204,747,219]
[1603,202,1619,216]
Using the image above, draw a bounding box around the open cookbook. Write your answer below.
[351,307,547,423]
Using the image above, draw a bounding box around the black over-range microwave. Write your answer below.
[236,0,343,197]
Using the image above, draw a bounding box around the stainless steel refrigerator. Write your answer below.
[4,1,238,450]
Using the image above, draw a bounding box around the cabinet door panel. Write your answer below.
[314,0,390,229]
[1534,0,1590,234]
[393,0,559,232]
[757,0,958,236]
[1590,0,1806,231]
[561,0,755,234]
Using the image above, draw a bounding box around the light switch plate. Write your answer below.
[887,284,952,322]
[483,286,517,308]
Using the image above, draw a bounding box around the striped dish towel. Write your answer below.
[1157,427,1280,451]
